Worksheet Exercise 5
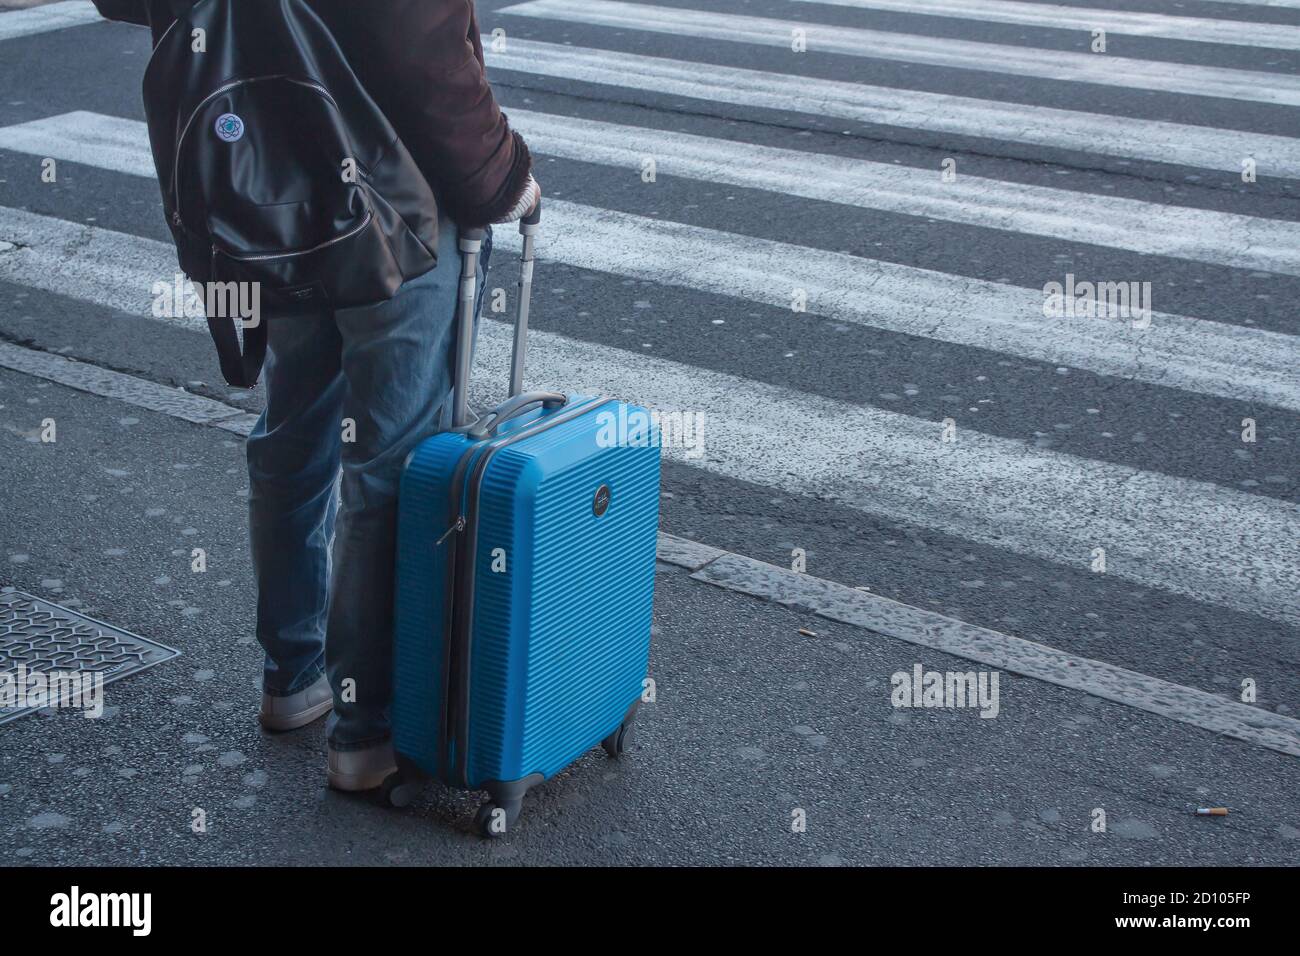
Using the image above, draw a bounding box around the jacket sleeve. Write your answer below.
[89,0,150,26]
[325,0,533,228]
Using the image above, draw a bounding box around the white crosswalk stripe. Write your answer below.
[501,0,1300,105]
[0,208,1297,628]
[504,110,1300,278]
[3,116,1297,410]
[1197,0,1300,8]
[792,0,1300,50]
[7,110,1298,277]
[482,37,1300,177]
[0,112,155,178]
[0,1,101,42]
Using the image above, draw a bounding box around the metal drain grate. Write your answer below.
[0,592,179,725]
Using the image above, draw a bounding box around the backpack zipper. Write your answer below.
[210,207,374,263]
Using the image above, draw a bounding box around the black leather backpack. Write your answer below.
[142,0,441,386]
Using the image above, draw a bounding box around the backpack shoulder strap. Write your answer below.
[208,315,267,389]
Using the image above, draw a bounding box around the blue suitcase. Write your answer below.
[387,205,660,836]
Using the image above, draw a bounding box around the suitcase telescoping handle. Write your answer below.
[452,201,566,430]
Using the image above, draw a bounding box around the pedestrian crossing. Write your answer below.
[3,116,1298,410]
[8,108,1300,277]
[0,1,1297,642]
[1,206,1297,628]
[483,37,1300,178]
[501,0,1300,105]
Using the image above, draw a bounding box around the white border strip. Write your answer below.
[0,343,245,426]
[673,541,1300,759]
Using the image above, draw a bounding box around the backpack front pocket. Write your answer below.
[173,75,370,262]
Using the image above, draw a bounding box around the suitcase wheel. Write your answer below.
[380,772,420,809]
[601,722,636,759]
[475,799,523,838]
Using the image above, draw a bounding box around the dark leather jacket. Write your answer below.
[91,0,532,227]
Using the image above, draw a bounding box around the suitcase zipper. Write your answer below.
[435,515,465,547]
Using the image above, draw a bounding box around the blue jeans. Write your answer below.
[247,219,491,750]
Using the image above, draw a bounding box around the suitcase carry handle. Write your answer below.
[467,391,568,440]
[451,200,544,430]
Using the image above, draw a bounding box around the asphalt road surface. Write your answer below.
[0,0,1297,865]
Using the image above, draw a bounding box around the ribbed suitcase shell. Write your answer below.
[394,397,659,789]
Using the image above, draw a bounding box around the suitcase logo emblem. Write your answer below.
[592,484,611,517]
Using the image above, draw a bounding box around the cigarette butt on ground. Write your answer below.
[798,627,817,637]
[1193,807,1230,816]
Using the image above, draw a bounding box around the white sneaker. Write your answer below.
[328,741,398,792]
[258,675,333,731]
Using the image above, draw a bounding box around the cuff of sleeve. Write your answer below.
[444,129,534,228]
[493,175,539,224]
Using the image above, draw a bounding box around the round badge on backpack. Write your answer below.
[214,113,244,143]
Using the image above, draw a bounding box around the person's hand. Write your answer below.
[494,174,540,224]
